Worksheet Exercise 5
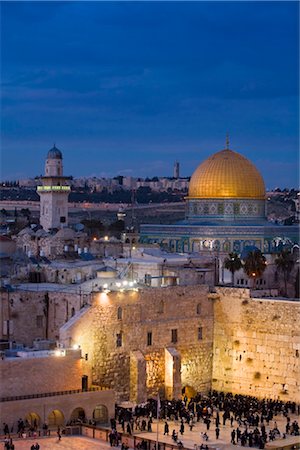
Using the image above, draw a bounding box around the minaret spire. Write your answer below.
[226,133,230,150]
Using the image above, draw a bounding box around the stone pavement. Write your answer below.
[2,411,299,450]
[1,436,112,450]
[130,411,300,450]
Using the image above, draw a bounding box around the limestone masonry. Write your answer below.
[58,286,300,403]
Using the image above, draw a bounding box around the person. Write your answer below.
[180,421,184,435]
[35,444,40,450]
[172,430,178,442]
[231,429,236,444]
[57,426,62,441]
[201,432,208,441]
[216,427,220,439]
[164,421,169,435]
[3,423,9,436]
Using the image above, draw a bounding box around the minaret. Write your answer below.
[37,145,71,231]
[173,161,180,179]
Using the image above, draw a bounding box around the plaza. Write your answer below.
[2,410,299,450]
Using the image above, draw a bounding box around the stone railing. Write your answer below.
[0,386,107,402]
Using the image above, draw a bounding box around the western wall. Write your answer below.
[60,286,300,403]
[60,285,214,402]
[212,287,300,402]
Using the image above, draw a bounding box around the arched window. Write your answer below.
[196,303,201,315]
[117,306,122,320]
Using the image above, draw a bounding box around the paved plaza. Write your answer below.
[2,411,299,450]
[1,436,111,450]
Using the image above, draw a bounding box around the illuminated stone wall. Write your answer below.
[60,285,214,402]
[0,350,83,398]
[212,287,300,402]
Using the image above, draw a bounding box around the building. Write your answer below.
[140,146,299,257]
[173,161,180,179]
[38,145,71,231]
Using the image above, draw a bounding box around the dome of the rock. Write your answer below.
[188,149,265,199]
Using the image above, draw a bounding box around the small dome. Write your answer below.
[47,145,62,160]
[188,149,265,199]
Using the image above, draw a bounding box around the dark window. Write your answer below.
[171,329,178,344]
[36,315,43,328]
[116,332,122,347]
[145,274,151,286]
[198,327,203,340]
[196,303,201,315]
[117,307,122,320]
[147,331,152,346]
[158,300,164,314]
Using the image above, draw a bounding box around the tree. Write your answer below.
[243,249,267,288]
[81,219,105,237]
[275,249,295,296]
[224,252,242,285]
[20,208,31,219]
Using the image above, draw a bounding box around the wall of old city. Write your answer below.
[0,287,90,346]
[60,285,214,402]
[1,389,115,429]
[212,287,300,402]
[0,350,83,398]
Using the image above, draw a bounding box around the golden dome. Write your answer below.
[188,149,265,199]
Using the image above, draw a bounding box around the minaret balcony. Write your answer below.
[37,185,71,193]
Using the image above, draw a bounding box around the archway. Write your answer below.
[47,409,65,427]
[93,404,108,424]
[70,407,86,423]
[25,412,41,429]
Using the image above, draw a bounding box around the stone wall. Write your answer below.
[212,287,300,402]
[0,288,88,346]
[0,350,83,398]
[1,389,115,429]
[60,285,214,402]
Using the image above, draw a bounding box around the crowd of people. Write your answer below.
[1,391,299,449]
[114,390,299,449]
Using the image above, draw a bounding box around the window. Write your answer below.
[196,303,201,315]
[117,307,122,320]
[145,274,151,286]
[171,329,178,344]
[198,327,203,340]
[36,315,43,328]
[158,300,164,314]
[116,332,122,347]
[147,332,152,346]
[71,307,75,317]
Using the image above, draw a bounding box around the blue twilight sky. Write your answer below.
[1,1,299,188]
